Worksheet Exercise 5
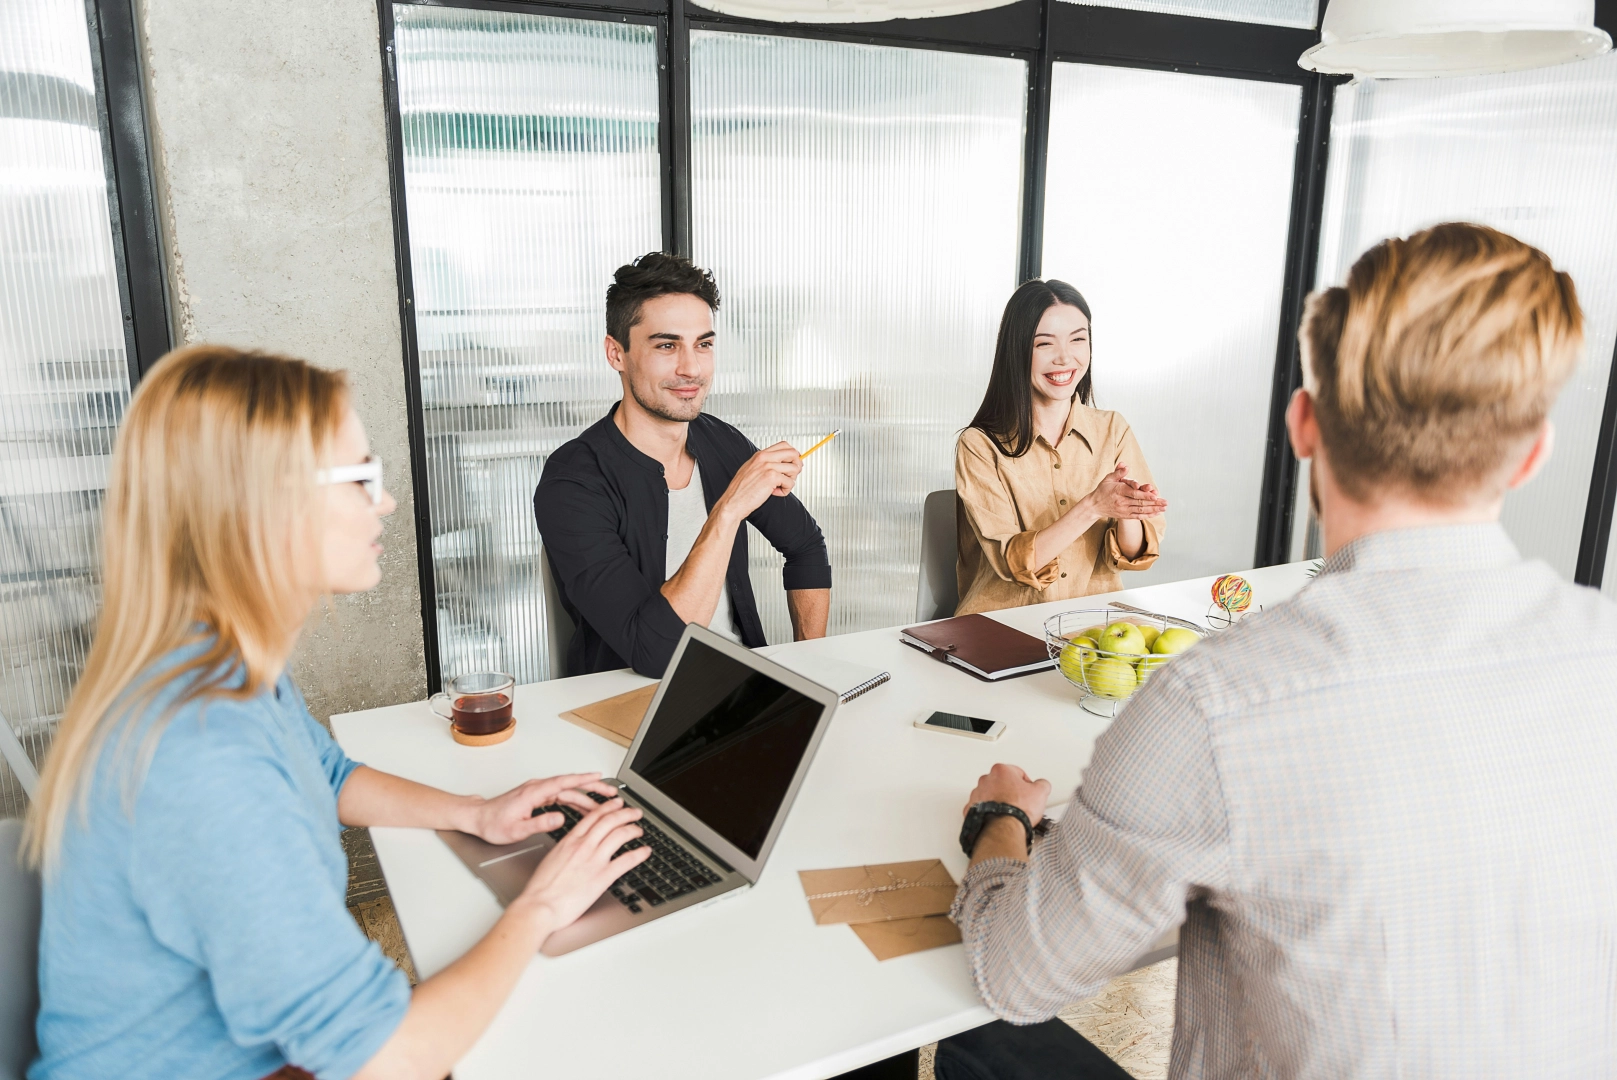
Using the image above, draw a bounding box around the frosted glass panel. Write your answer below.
[1316,53,1617,586]
[689,32,1026,637]
[393,6,661,683]
[1060,0,1316,29]
[0,0,130,815]
[1043,63,1301,584]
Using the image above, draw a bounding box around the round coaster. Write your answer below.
[451,722,515,747]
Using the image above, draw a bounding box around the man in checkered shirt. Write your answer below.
[939,223,1617,1079]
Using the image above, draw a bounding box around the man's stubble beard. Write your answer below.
[629,378,706,424]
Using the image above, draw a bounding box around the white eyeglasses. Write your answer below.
[316,455,384,505]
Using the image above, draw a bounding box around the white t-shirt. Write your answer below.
[666,469,742,643]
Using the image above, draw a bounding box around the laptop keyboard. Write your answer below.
[537,794,724,915]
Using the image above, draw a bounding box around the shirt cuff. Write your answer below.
[332,755,363,798]
[1004,532,1060,589]
[949,856,1028,929]
[782,562,832,591]
[1105,516,1162,571]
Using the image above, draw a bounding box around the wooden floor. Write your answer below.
[349,896,417,984]
[348,890,1177,1080]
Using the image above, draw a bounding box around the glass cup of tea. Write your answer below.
[430,672,516,746]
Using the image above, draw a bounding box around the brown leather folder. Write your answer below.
[899,614,1054,681]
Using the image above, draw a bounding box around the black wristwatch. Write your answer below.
[959,801,1035,857]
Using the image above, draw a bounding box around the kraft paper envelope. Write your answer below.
[799,860,958,926]
[558,684,655,747]
[852,915,962,961]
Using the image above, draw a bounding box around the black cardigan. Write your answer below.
[533,405,832,678]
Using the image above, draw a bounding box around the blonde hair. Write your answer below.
[1300,222,1584,502]
[24,345,349,873]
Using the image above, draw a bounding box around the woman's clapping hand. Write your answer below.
[1082,464,1167,522]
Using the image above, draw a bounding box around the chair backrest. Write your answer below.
[915,489,961,623]
[539,548,577,680]
[0,819,40,1080]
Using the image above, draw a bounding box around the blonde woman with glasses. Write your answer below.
[24,346,650,1080]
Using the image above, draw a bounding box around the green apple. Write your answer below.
[1095,622,1148,657]
[1085,657,1139,699]
[1152,627,1200,655]
[1058,639,1096,682]
[1078,624,1108,645]
[1135,653,1167,683]
[1136,624,1161,649]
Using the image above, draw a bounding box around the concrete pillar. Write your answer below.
[135,0,427,719]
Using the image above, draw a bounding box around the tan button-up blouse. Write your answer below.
[954,400,1163,616]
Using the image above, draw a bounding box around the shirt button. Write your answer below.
[1054,462,1061,469]
[1059,499,1067,505]
[1061,572,1067,578]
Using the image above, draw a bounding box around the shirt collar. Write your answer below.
[1319,522,1520,576]
[1039,396,1098,454]
[595,401,694,477]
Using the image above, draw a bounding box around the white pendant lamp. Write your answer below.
[1300,0,1612,79]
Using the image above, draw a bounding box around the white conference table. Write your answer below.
[332,562,1315,1080]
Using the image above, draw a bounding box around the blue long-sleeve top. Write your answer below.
[31,645,410,1080]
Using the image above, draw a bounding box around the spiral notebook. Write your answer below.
[771,654,891,703]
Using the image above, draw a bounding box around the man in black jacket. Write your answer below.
[534,252,831,678]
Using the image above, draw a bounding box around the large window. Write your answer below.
[1042,63,1302,585]
[386,0,1617,686]
[1297,51,1617,594]
[391,8,1028,681]
[393,7,662,682]
[690,32,1026,637]
[0,0,134,815]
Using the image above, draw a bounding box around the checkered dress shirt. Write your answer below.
[951,524,1617,1077]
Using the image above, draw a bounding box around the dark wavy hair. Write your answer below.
[968,279,1093,458]
[605,251,721,349]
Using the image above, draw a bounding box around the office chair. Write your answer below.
[0,819,40,1080]
[538,548,577,680]
[914,489,961,623]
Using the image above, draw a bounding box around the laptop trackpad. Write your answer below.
[480,846,548,905]
[437,830,556,907]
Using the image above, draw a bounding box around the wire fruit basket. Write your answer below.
[1043,609,1207,718]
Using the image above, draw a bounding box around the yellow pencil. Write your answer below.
[800,429,841,460]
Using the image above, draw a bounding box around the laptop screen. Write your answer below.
[627,637,825,860]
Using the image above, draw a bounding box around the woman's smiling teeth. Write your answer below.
[1045,369,1076,386]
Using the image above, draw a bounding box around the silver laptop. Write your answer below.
[438,624,841,956]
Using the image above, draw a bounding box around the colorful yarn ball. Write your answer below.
[1211,574,1253,614]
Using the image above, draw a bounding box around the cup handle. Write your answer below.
[429,692,453,722]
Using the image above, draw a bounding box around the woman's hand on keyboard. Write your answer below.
[514,798,653,929]
[470,772,622,845]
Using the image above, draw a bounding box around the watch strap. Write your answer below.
[959,801,1035,857]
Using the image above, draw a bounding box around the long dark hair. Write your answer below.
[968,279,1093,458]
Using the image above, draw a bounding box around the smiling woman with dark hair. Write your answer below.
[953,280,1168,616]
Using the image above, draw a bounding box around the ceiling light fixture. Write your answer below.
[1299,0,1612,79]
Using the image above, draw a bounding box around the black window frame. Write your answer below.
[379,0,1617,689]
[80,0,173,383]
[1576,0,1617,589]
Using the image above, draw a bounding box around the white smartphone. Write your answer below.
[914,711,1005,742]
